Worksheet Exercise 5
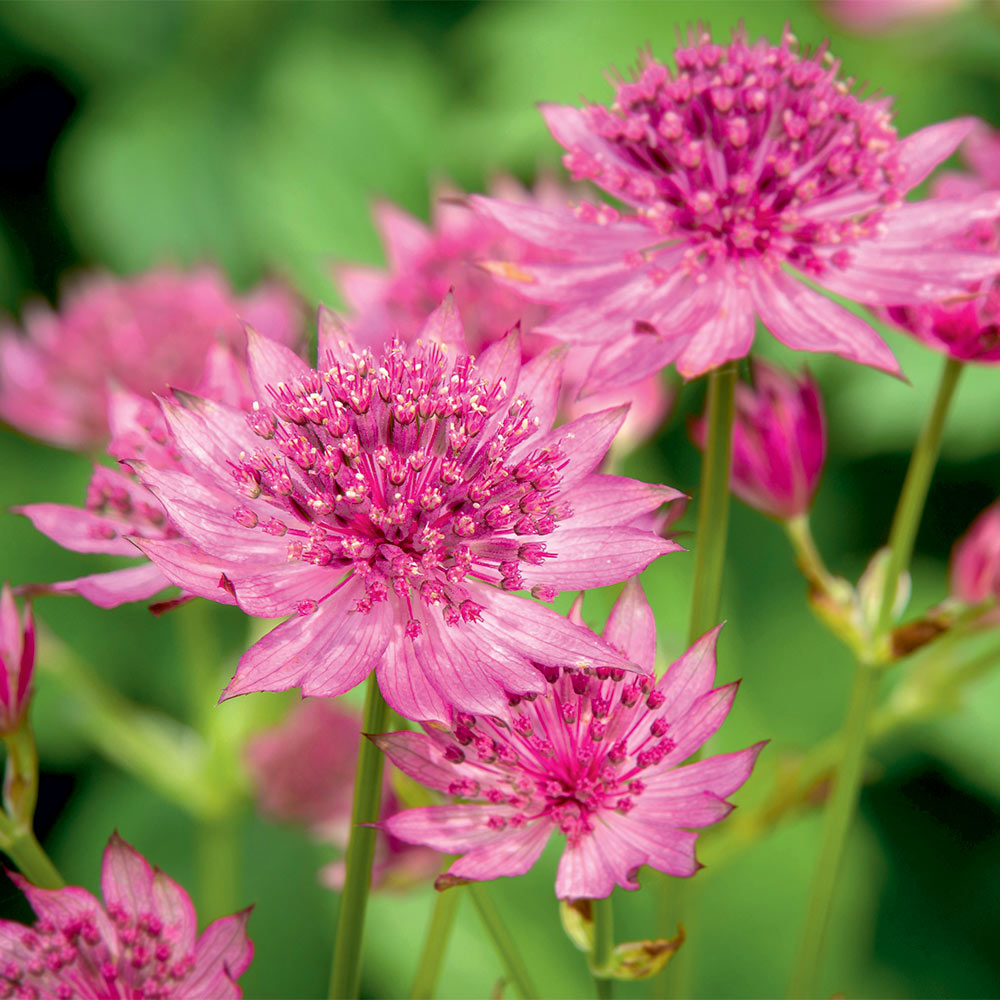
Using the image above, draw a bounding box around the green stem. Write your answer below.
[788,660,879,998]
[3,723,39,825]
[875,357,963,639]
[784,515,840,596]
[0,813,63,888]
[328,673,391,1000]
[410,885,462,1000]
[789,357,963,998]
[688,364,737,643]
[590,895,615,999]
[467,882,539,1000]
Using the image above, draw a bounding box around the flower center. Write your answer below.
[567,29,902,280]
[230,341,568,631]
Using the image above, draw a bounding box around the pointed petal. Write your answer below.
[603,580,657,673]
[674,284,755,379]
[656,625,722,720]
[15,502,143,556]
[521,407,627,491]
[448,820,553,882]
[554,820,647,899]
[377,628,451,724]
[610,813,700,878]
[513,346,567,435]
[654,682,740,768]
[415,293,465,350]
[101,832,156,921]
[245,325,311,401]
[185,909,254,994]
[374,200,433,271]
[563,475,685,531]
[897,117,977,190]
[383,803,522,853]
[44,563,171,608]
[159,394,259,481]
[647,742,767,801]
[372,730,479,794]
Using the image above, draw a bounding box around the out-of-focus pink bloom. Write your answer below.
[339,180,672,450]
[0,584,34,735]
[0,266,301,449]
[690,360,826,519]
[950,500,1000,604]
[378,582,765,899]
[0,832,253,998]
[879,123,1000,364]
[14,339,272,609]
[245,699,439,890]
[823,0,962,34]
[130,300,684,722]
[472,27,1000,385]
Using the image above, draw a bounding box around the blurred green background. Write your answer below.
[2,1,1000,997]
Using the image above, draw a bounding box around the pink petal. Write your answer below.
[673,283,755,378]
[12,876,119,951]
[374,199,433,271]
[448,820,553,882]
[151,868,198,955]
[564,475,685,531]
[372,730,476,794]
[158,394,259,481]
[377,629,451,723]
[648,742,768,801]
[245,326,311,401]
[185,908,254,996]
[383,803,522,853]
[554,819,647,899]
[101,831,157,922]
[337,264,389,316]
[896,117,977,190]
[610,813,700,878]
[129,538,241,606]
[224,584,388,699]
[521,407,626,491]
[15,503,141,556]
[603,580,657,674]
[656,625,722,720]
[45,563,171,608]
[654,682,740,769]
[414,292,465,350]
[512,346,566,436]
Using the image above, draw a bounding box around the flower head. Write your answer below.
[377,582,764,899]
[879,123,1000,364]
[131,300,683,721]
[0,266,301,449]
[950,499,1000,604]
[691,359,826,519]
[0,832,252,998]
[245,698,439,890]
[0,584,34,735]
[472,27,1000,384]
[339,181,672,451]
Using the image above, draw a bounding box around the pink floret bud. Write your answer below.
[950,499,1000,604]
[0,583,35,736]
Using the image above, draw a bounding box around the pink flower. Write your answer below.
[950,500,1000,604]
[690,360,826,519]
[339,180,671,450]
[0,584,34,736]
[0,266,301,449]
[471,27,1000,385]
[376,582,765,899]
[245,699,439,890]
[0,832,253,998]
[13,339,272,610]
[823,0,963,34]
[879,123,1000,364]
[130,300,684,722]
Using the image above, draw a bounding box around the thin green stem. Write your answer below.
[784,515,840,596]
[876,357,963,639]
[328,674,391,1000]
[688,364,737,643]
[467,882,539,1000]
[788,660,878,998]
[410,886,462,1000]
[3,723,39,825]
[789,357,963,998]
[590,895,615,999]
[0,813,63,888]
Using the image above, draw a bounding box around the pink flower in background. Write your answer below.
[131,300,683,721]
[378,583,765,899]
[823,0,963,34]
[339,180,672,451]
[245,699,439,890]
[472,27,1000,385]
[879,123,1000,364]
[0,832,252,998]
[950,500,1000,604]
[0,266,301,449]
[0,583,34,735]
[14,336,278,610]
[690,360,826,519]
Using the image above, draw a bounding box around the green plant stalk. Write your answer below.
[0,811,63,888]
[687,364,737,644]
[467,882,540,1000]
[3,723,39,825]
[875,357,963,639]
[789,357,963,998]
[590,895,615,999]
[784,514,840,596]
[328,673,391,1000]
[410,884,462,1000]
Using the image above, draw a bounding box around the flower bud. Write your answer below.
[0,584,35,735]
[691,359,826,519]
[950,499,1000,603]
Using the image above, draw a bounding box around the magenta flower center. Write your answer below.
[569,30,902,279]
[231,341,568,630]
[3,907,195,999]
[441,668,677,846]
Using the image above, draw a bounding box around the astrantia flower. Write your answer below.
[950,499,1000,604]
[246,699,439,890]
[339,181,671,451]
[472,26,1000,385]
[879,123,1000,364]
[15,338,272,609]
[0,266,301,449]
[0,583,34,736]
[377,582,765,899]
[690,359,826,519]
[131,299,683,721]
[0,832,252,998]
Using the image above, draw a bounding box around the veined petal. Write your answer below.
[16,503,146,556]
[654,682,740,768]
[448,820,553,882]
[378,626,451,724]
[603,580,657,674]
[44,563,171,608]
[564,475,685,531]
[245,325,311,401]
[609,813,700,878]
[373,730,483,794]
[185,909,254,996]
[521,407,626,490]
[896,117,977,190]
[656,625,722,720]
[647,742,768,800]
[674,283,755,378]
[384,803,523,853]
